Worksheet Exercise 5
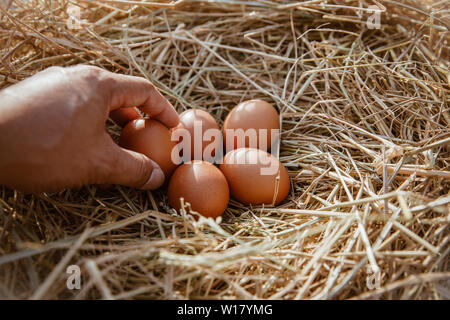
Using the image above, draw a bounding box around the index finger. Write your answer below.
[101,70,179,128]
[109,108,142,128]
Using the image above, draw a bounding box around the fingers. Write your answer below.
[109,108,142,128]
[140,86,180,128]
[101,143,165,190]
[100,71,179,128]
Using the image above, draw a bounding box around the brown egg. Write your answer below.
[168,161,229,218]
[119,118,179,178]
[222,100,280,152]
[174,109,221,162]
[220,148,289,205]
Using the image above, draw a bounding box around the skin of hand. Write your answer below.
[0,65,179,193]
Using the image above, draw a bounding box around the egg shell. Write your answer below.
[119,118,179,179]
[175,109,221,162]
[222,100,280,152]
[220,148,289,205]
[168,161,229,218]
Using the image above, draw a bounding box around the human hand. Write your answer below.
[0,65,179,193]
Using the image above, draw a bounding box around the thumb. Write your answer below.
[103,145,165,190]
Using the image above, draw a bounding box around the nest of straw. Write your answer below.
[0,0,449,300]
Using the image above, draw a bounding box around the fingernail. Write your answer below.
[142,160,165,190]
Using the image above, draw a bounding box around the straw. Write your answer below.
[0,0,449,300]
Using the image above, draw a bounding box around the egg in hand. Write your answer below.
[119,118,179,179]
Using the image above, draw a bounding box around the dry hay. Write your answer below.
[0,0,449,300]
